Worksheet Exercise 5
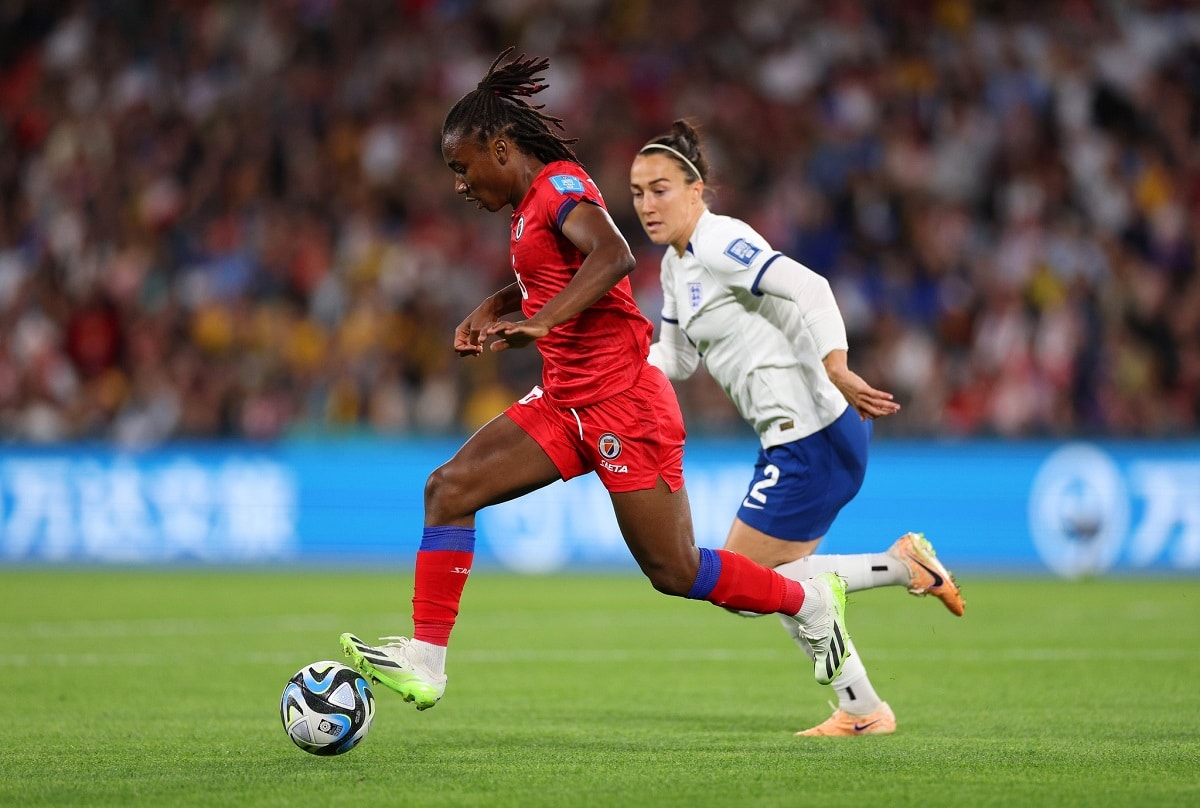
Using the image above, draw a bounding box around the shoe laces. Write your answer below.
[796,583,832,643]
[377,635,414,650]
[797,619,829,643]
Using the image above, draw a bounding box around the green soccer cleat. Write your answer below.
[339,633,446,710]
[796,572,850,685]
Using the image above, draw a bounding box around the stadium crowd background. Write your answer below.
[1,0,1198,446]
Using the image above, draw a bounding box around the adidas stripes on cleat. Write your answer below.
[795,572,850,686]
[339,633,446,710]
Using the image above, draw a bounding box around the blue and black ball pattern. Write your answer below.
[281,660,376,756]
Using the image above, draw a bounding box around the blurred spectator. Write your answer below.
[1,0,1198,445]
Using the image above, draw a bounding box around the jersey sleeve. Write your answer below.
[754,254,849,359]
[541,171,604,231]
[691,219,783,294]
[658,254,679,322]
[648,254,699,379]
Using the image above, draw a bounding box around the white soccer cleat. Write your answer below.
[339,633,446,710]
[794,572,850,685]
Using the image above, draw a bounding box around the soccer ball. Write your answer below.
[280,660,376,756]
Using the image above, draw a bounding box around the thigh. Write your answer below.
[609,478,698,590]
[505,386,592,482]
[724,516,821,567]
[736,414,868,542]
[426,412,562,525]
[583,365,685,494]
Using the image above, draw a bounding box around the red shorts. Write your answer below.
[505,363,686,493]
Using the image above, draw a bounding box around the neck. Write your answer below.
[510,157,547,207]
[672,206,706,257]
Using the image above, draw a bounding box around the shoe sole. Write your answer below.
[339,633,441,710]
[798,719,896,737]
[796,702,897,736]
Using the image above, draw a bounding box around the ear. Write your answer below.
[493,137,509,165]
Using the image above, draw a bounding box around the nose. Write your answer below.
[455,177,468,194]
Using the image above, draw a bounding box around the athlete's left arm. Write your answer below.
[485,202,635,351]
[757,256,900,420]
[755,255,848,360]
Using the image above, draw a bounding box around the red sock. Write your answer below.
[411,527,475,646]
[704,548,805,615]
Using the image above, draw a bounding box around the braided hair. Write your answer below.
[640,119,710,184]
[443,47,580,165]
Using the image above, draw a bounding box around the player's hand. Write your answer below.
[454,304,504,356]
[822,349,900,420]
[483,319,551,351]
[830,368,901,420]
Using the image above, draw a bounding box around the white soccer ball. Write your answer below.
[280,660,376,756]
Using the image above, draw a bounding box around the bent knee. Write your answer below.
[424,463,475,523]
[641,558,700,598]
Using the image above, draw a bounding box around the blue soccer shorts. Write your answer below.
[735,406,871,542]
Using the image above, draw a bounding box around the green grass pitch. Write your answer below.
[2,569,1198,807]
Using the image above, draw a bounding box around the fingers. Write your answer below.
[453,331,485,356]
[858,396,901,419]
[455,318,496,356]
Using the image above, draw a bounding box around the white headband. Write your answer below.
[639,143,703,182]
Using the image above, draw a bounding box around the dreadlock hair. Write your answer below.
[443,47,581,166]
[640,119,710,184]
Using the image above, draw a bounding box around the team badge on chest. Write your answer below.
[513,215,525,241]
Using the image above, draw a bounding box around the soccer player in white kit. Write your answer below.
[630,119,965,736]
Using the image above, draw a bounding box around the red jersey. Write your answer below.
[510,161,652,407]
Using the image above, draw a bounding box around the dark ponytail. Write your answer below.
[442,46,580,165]
[639,119,709,183]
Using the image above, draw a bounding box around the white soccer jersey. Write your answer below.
[650,209,849,448]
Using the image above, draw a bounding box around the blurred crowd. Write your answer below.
[1,0,1198,445]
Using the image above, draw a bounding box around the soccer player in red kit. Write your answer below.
[340,48,851,713]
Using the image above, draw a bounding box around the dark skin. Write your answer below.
[428,128,701,596]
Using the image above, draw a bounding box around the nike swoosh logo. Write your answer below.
[741,499,764,510]
[853,719,881,732]
[912,558,944,588]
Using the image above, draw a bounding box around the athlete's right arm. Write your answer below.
[647,321,699,379]
[821,348,901,420]
[454,282,524,356]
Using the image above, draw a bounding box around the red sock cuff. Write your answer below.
[708,549,805,616]
[412,548,474,646]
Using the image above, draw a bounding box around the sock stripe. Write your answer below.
[686,547,722,599]
[420,525,476,552]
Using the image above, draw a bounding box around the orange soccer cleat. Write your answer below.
[796,702,896,737]
[887,532,965,617]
